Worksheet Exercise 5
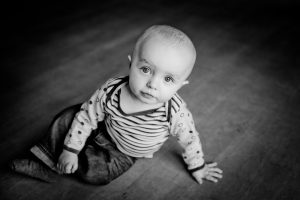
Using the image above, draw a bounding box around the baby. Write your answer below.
[11,25,223,185]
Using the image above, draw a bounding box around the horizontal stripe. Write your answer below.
[101,76,182,158]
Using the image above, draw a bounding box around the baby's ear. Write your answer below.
[182,80,189,85]
[128,55,132,68]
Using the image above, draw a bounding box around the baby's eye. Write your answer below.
[140,67,151,74]
[165,76,174,83]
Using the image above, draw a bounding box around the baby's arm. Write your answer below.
[170,103,222,184]
[57,84,108,174]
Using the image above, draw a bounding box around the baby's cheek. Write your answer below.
[129,83,141,96]
[160,89,176,101]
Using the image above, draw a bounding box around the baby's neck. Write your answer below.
[120,85,164,114]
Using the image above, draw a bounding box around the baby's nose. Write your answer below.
[146,77,159,90]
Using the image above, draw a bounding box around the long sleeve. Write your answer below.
[169,102,205,170]
[63,84,107,154]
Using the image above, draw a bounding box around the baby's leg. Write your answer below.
[30,104,82,171]
[77,125,136,185]
[10,157,57,183]
[10,104,82,182]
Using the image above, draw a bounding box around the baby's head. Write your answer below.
[128,25,196,105]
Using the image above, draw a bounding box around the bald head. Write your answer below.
[132,25,196,77]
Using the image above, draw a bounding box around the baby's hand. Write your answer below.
[57,150,78,174]
[192,162,223,184]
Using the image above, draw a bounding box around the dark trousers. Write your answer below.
[31,104,136,185]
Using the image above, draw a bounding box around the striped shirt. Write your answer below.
[64,76,204,169]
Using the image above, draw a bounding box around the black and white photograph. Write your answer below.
[0,0,299,199]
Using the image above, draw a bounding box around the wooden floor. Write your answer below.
[0,1,299,200]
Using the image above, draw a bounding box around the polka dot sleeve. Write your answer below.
[170,104,205,170]
[63,83,108,154]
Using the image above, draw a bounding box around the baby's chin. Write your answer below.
[137,94,167,105]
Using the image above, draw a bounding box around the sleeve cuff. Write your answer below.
[63,145,80,155]
[188,162,206,173]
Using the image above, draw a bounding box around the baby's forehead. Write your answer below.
[138,36,195,76]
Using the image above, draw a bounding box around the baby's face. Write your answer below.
[128,35,195,105]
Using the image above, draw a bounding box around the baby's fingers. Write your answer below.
[71,163,78,173]
[207,172,223,179]
[205,175,219,183]
[206,162,218,168]
[209,167,223,174]
[194,176,203,184]
[57,163,63,173]
[64,163,73,174]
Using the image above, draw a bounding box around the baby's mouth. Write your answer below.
[141,91,155,99]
